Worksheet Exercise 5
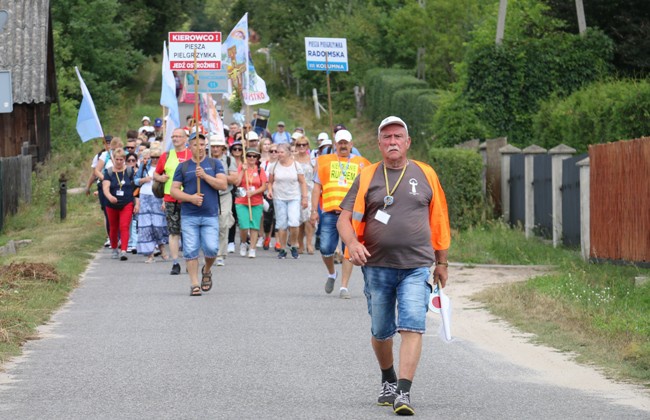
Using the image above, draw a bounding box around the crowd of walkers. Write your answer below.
[86,118,357,296]
[86,115,451,416]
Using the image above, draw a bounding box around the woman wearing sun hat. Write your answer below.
[234,147,268,258]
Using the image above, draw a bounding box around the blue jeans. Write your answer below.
[362,266,431,340]
[180,215,219,260]
[319,211,345,257]
[273,198,300,230]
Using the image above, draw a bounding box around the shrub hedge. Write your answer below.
[463,28,614,145]
[533,79,650,152]
[426,148,484,231]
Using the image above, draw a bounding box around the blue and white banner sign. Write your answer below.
[304,37,348,72]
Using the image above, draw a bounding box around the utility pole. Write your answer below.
[496,0,507,45]
[575,0,587,35]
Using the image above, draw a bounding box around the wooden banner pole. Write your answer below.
[193,48,201,195]
[325,52,334,137]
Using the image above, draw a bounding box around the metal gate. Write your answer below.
[561,153,587,247]
[509,154,525,228]
[533,154,552,239]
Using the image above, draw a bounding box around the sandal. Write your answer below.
[145,255,154,264]
[201,265,213,292]
[190,285,202,296]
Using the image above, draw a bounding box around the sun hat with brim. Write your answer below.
[210,136,227,147]
[245,148,261,156]
[319,139,332,148]
[229,141,243,151]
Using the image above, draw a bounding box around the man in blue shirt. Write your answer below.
[171,133,228,296]
[272,121,292,144]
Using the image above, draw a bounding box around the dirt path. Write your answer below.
[445,264,650,411]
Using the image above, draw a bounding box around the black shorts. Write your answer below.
[165,201,181,235]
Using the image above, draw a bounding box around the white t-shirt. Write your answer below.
[97,151,114,171]
[139,166,155,196]
[271,160,303,200]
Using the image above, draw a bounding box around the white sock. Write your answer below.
[328,271,337,279]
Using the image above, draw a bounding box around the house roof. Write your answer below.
[0,0,51,104]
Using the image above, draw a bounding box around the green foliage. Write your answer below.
[462,27,614,145]
[431,90,489,147]
[533,79,650,152]
[427,148,484,230]
[364,69,428,119]
[52,0,145,111]
[542,0,650,77]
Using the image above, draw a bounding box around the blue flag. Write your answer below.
[75,67,104,142]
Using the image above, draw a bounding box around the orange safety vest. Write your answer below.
[316,153,370,212]
[350,160,451,251]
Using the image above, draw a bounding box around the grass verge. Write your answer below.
[455,221,650,386]
[0,58,161,366]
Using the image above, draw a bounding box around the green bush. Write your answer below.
[431,90,489,147]
[463,28,614,145]
[533,79,650,152]
[427,148,484,230]
[364,68,427,122]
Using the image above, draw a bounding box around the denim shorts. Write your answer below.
[181,215,219,260]
[319,211,345,257]
[362,266,431,340]
[273,198,300,230]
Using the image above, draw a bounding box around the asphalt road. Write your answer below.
[0,247,648,419]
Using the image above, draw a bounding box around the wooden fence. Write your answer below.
[590,138,650,264]
[0,155,32,232]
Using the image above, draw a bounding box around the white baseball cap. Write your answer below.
[291,131,303,141]
[247,131,259,141]
[317,132,329,141]
[141,116,151,122]
[378,116,409,137]
[334,129,352,143]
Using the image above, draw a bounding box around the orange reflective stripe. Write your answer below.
[350,160,450,252]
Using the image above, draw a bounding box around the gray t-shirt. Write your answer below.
[340,162,435,269]
[217,154,238,195]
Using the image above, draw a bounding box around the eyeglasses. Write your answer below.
[296,143,308,147]
[126,147,135,150]
[126,159,136,163]
[246,154,258,158]
[231,147,242,152]
[270,150,278,154]
[151,156,159,159]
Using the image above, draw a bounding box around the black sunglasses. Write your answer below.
[246,154,258,158]
[126,159,136,162]
[270,150,278,153]
[126,146,135,150]
[231,147,242,152]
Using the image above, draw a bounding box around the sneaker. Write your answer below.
[111,249,119,259]
[274,242,281,252]
[325,272,337,294]
[248,248,256,258]
[290,247,299,259]
[377,381,397,406]
[104,238,111,248]
[216,257,225,266]
[240,243,248,257]
[263,237,271,250]
[227,242,235,253]
[131,248,137,255]
[170,263,181,275]
[119,251,128,261]
[126,246,133,253]
[256,237,264,248]
[339,287,350,299]
[393,391,414,416]
[277,249,287,259]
